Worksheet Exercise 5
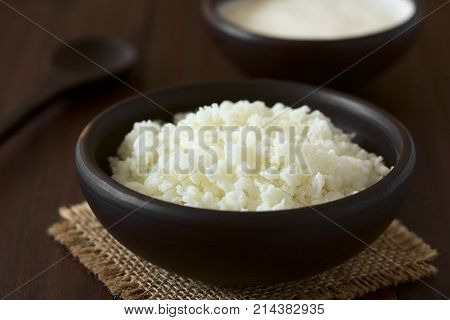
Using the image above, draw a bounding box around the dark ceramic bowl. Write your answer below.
[202,0,422,83]
[75,80,415,286]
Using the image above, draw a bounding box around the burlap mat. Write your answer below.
[48,202,438,299]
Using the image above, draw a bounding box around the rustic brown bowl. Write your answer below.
[75,80,415,286]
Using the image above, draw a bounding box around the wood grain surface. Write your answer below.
[0,0,448,299]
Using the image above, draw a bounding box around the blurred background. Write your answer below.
[0,0,448,299]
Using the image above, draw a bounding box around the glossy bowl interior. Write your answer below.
[76,80,415,285]
[202,0,422,84]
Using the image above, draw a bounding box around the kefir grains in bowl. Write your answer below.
[78,80,416,284]
[219,0,416,40]
[110,101,391,211]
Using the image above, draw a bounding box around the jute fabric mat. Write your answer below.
[48,202,438,299]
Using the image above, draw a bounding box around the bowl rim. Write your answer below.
[202,0,423,44]
[76,79,416,218]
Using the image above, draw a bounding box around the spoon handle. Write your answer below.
[0,83,63,146]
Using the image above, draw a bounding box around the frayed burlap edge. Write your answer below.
[48,202,438,300]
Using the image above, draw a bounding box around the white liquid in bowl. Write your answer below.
[219,0,416,40]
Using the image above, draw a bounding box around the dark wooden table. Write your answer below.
[0,0,448,300]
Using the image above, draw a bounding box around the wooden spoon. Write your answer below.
[0,37,137,146]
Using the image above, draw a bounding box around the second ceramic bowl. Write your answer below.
[202,0,422,83]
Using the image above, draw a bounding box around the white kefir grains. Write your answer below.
[219,0,415,40]
[110,101,391,211]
